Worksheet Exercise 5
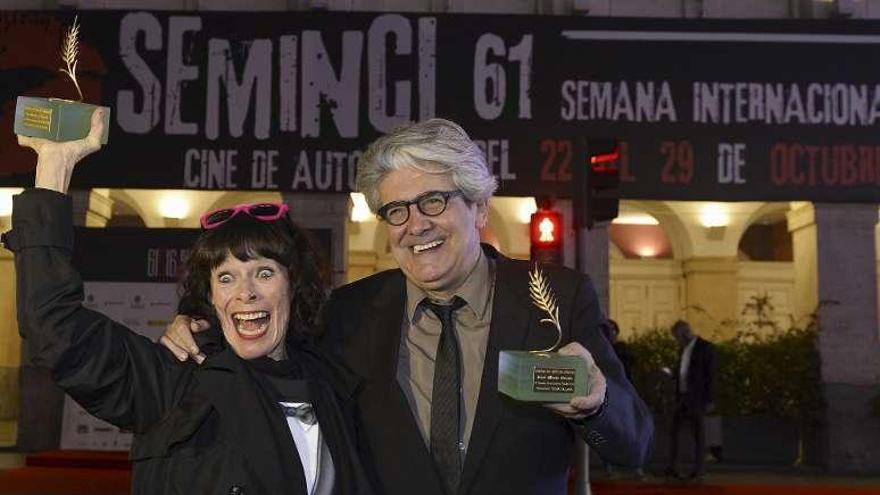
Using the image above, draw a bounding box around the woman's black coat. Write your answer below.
[6,188,373,495]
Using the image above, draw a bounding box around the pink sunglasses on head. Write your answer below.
[199,202,290,230]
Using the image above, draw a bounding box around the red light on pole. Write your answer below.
[589,143,620,170]
[530,209,563,265]
[573,138,622,230]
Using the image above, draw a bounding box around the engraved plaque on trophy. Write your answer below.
[14,16,110,144]
[498,265,590,403]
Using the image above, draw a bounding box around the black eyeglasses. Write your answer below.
[377,190,465,226]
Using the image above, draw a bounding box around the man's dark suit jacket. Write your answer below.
[676,337,716,409]
[322,245,653,495]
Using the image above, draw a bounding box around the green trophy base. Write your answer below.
[14,96,110,144]
[498,350,590,403]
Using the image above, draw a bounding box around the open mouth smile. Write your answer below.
[232,311,271,340]
[412,239,444,253]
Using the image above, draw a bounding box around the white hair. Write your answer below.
[356,118,498,212]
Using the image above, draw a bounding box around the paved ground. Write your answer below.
[591,464,880,495]
[1,459,878,495]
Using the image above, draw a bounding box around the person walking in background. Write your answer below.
[665,319,716,481]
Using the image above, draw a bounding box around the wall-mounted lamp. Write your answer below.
[158,194,190,228]
[705,225,726,240]
[613,213,659,225]
[699,203,729,240]
[635,245,657,258]
[0,188,23,234]
[699,203,729,228]
[0,188,23,218]
[517,197,537,224]
[158,195,190,219]
[350,193,372,223]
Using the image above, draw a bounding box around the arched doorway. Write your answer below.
[736,204,795,331]
[608,202,682,338]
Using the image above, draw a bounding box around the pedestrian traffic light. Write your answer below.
[573,138,621,229]
[530,207,564,265]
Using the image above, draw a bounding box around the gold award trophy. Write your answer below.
[498,265,590,402]
[14,16,110,144]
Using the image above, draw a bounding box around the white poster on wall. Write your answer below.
[59,281,178,451]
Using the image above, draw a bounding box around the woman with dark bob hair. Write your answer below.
[7,111,374,494]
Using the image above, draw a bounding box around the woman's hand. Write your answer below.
[17,108,106,194]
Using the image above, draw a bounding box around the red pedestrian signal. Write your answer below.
[530,209,563,265]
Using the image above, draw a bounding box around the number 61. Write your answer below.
[473,33,533,120]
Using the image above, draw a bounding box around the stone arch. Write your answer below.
[742,202,790,229]
[621,200,690,260]
[609,241,625,259]
[106,189,233,228]
[737,202,792,261]
[106,190,148,227]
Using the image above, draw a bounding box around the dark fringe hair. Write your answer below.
[177,212,327,337]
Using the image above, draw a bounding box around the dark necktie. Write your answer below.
[423,296,467,495]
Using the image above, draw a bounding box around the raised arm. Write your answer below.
[7,110,187,432]
[19,108,104,194]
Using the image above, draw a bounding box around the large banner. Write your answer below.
[2,11,880,201]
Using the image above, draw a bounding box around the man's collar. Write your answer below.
[405,248,493,322]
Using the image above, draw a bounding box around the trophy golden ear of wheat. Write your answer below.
[528,264,562,353]
[13,15,111,144]
[497,264,590,402]
[59,15,84,102]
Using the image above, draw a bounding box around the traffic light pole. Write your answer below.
[570,214,611,495]
[576,222,611,315]
[570,139,616,495]
[571,136,617,313]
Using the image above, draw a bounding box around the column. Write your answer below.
[0,246,19,447]
[559,199,610,315]
[565,203,606,495]
[281,193,349,288]
[787,202,880,472]
[580,221,610,316]
[787,203,819,323]
[71,189,112,227]
[682,257,739,338]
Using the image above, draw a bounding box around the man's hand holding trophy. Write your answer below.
[498,265,592,403]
